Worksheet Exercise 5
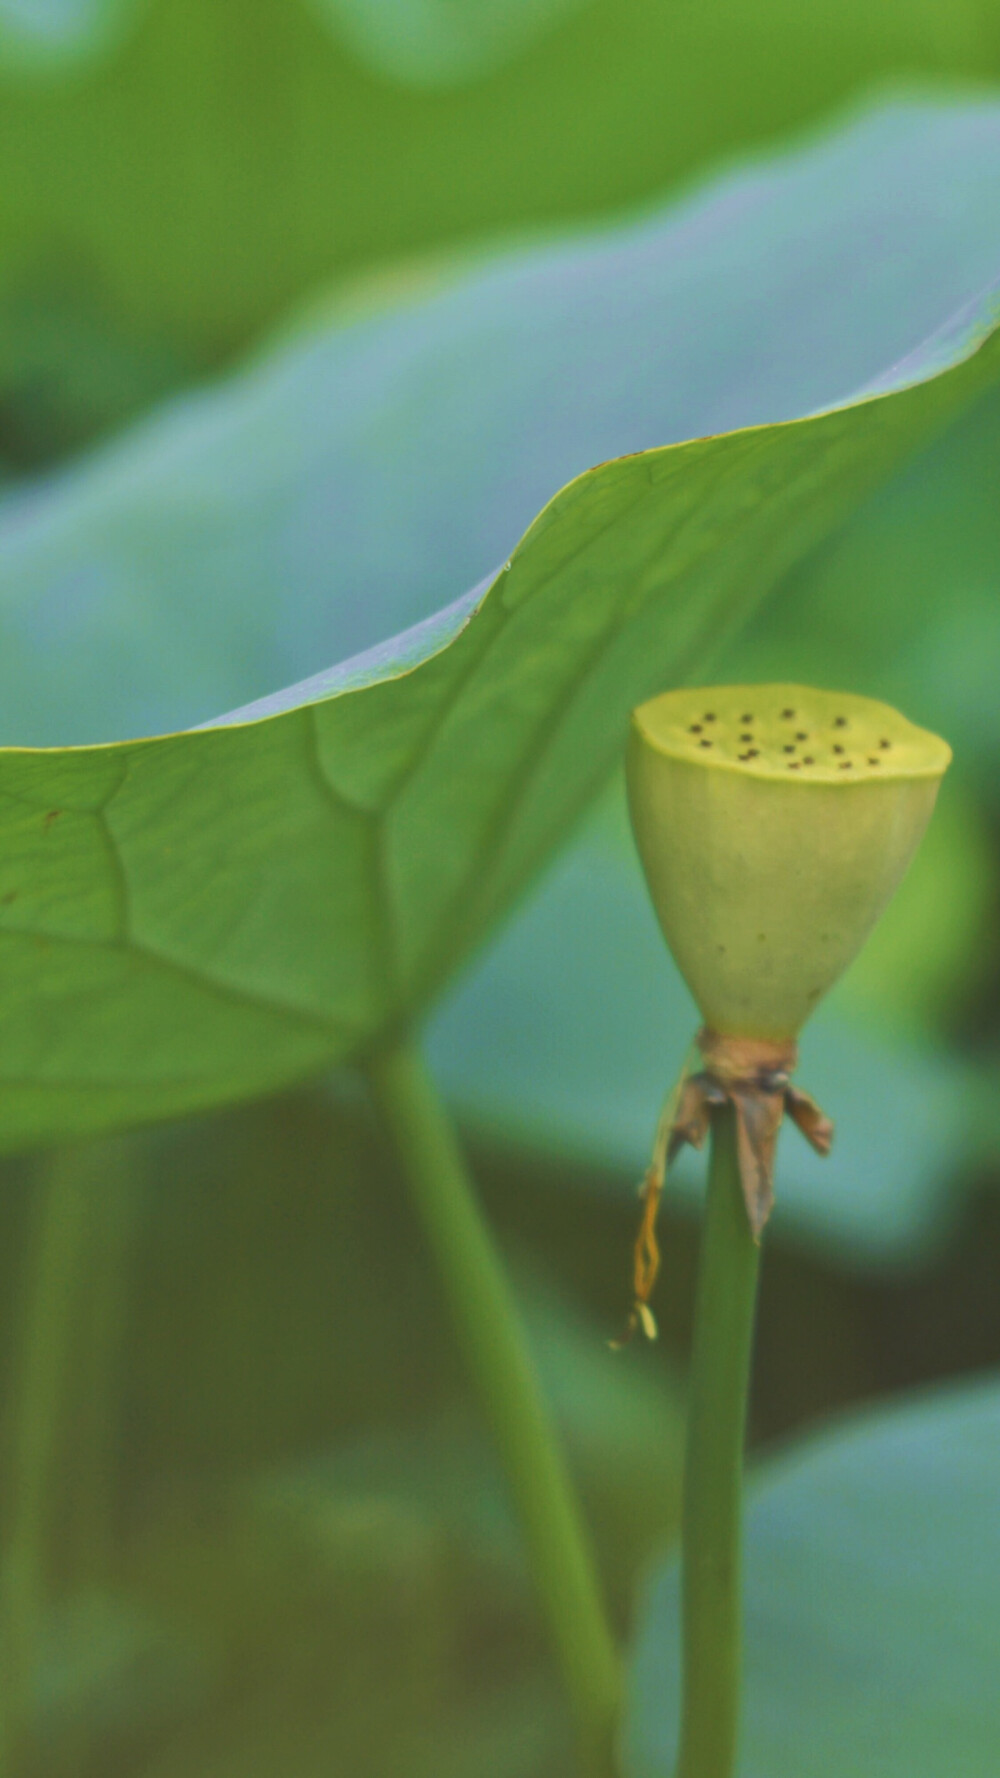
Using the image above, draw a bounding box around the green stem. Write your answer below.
[675,1106,761,1778]
[0,1147,95,1776]
[368,1036,622,1778]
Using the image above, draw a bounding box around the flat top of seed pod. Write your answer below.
[632,685,951,782]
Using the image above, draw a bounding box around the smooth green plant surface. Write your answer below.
[369,1038,620,1778]
[627,684,949,1040]
[671,1110,760,1778]
[0,103,999,1153]
[0,0,994,372]
[626,1375,1000,1776]
[0,0,590,82]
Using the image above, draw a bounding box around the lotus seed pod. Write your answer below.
[627,684,951,1042]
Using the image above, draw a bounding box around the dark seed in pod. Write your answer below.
[868,756,881,766]
[834,716,848,728]
[704,713,717,722]
[746,748,759,758]
[689,723,703,733]
[781,708,796,719]
[699,739,712,749]
[803,757,814,765]
[833,744,845,754]
[839,761,853,770]
[880,738,891,749]
[782,744,796,753]
[739,733,753,743]
[787,761,801,770]
[795,731,808,741]
[741,713,753,723]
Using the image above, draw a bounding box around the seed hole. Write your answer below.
[781,708,796,719]
[880,738,891,749]
[833,744,845,755]
[782,744,796,753]
[739,733,753,743]
[689,723,703,734]
[741,713,754,723]
[795,731,808,741]
[699,739,712,749]
[834,716,848,728]
[704,712,717,722]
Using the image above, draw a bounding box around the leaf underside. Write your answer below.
[1,101,1000,1150]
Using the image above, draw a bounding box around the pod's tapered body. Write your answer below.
[627,684,951,1041]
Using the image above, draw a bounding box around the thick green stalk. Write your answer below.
[368,1037,622,1778]
[675,1106,761,1778]
[0,1147,95,1776]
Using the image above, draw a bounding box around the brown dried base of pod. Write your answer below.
[615,1028,833,1346]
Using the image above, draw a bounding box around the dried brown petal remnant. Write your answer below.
[615,1030,833,1343]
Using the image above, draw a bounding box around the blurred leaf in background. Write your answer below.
[0,0,997,454]
[626,1376,1000,1777]
[306,0,593,86]
[0,1088,683,1775]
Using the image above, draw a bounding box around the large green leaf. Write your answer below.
[1,102,1000,1151]
[0,0,141,74]
[626,1375,1000,1776]
[0,0,992,364]
[306,0,591,86]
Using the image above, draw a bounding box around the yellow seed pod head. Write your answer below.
[627,684,951,1042]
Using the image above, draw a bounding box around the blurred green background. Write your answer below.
[2,3,1000,1773]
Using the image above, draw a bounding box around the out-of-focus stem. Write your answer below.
[0,1147,96,1776]
[368,1035,622,1778]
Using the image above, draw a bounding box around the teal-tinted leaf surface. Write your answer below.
[0,0,585,86]
[427,792,974,1265]
[626,1376,1000,1777]
[0,0,142,73]
[308,0,589,86]
[1,101,999,1151]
